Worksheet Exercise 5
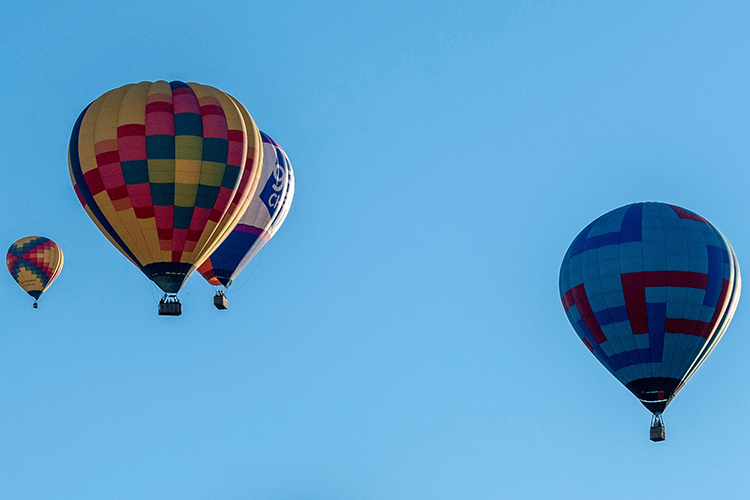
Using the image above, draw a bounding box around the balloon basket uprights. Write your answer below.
[650,413,665,442]
[158,294,182,316]
[213,290,228,310]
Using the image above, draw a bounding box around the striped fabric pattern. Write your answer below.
[199,132,295,288]
[6,236,64,300]
[559,202,741,413]
[68,81,262,293]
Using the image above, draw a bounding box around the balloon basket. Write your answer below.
[650,414,665,442]
[158,295,182,316]
[32,301,38,309]
[213,291,228,310]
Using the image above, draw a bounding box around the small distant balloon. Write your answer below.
[559,202,740,441]
[6,236,64,308]
[198,131,295,309]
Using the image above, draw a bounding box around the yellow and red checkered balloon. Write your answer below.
[6,236,64,306]
[68,81,263,294]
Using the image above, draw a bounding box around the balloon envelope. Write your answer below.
[68,81,262,293]
[6,236,64,302]
[559,202,740,413]
[198,131,295,288]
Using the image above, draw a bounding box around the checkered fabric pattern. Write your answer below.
[559,202,741,412]
[6,236,64,300]
[198,131,295,288]
[68,81,263,293]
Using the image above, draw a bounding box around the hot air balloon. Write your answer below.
[559,202,740,441]
[6,236,64,308]
[68,81,263,315]
[198,131,295,309]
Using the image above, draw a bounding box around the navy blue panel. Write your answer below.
[202,138,229,163]
[583,231,621,252]
[704,245,727,307]
[121,160,150,184]
[595,305,629,326]
[146,135,176,160]
[151,183,175,206]
[206,231,262,285]
[647,302,666,363]
[195,185,220,209]
[169,80,190,90]
[569,220,596,257]
[220,164,241,189]
[619,203,643,243]
[174,113,203,137]
[174,206,193,230]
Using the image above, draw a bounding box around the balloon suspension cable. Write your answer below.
[650,413,666,442]
[229,253,264,293]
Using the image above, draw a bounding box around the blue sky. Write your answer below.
[2,1,750,498]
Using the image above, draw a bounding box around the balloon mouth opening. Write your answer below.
[626,377,681,414]
[142,262,195,293]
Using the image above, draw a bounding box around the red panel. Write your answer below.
[133,205,155,219]
[227,131,246,167]
[108,185,129,201]
[172,86,200,114]
[621,273,649,334]
[200,105,225,116]
[227,129,245,142]
[665,318,708,337]
[188,207,211,231]
[561,288,576,312]
[95,150,120,167]
[172,228,187,253]
[208,208,223,223]
[154,205,174,230]
[83,169,106,196]
[668,205,709,224]
[569,283,607,344]
[157,227,173,240]
[117,124,146,137]
[146,101,174,114]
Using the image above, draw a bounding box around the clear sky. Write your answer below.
[2,1,750,498]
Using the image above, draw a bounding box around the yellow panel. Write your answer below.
[174,182,199,207]
[175,135,203,160]
[94,85,131,145]
[148,80,173,98]
[77,92,109,174]
[148,159,176,183]
[174,159,202,185]
[119,82,150,125]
